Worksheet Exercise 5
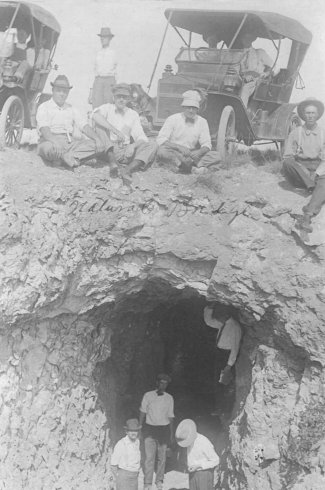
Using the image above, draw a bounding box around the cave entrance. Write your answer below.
[93,281,239,454]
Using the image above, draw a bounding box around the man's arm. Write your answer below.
[163,140,192,157]
[283,129,298,160]
[93,111,125,142]
[169,417,175,444]
[203,306,223,329]
[226,319,242,367]
[81,123,107,153]
[139,411,146,427]
[130,113,148,143]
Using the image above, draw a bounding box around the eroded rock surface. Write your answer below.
[1,150,325,489]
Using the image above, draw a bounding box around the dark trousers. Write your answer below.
[189,468,214,490]
[282,157,325,216]
[116,468,138,490]
[214,347,235,413]
[143,424,169,485]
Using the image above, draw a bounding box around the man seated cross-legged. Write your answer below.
[156,90,221,173]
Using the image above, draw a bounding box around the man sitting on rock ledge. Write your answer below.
[156,90,221,173]
[282,97,325,232]
[37,75,109,169]
[92,83,157,183]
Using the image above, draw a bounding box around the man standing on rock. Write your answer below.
[37,75,111,169]
[282,97,325,233]
[92,83,157,183]
[204,303,242,417]
[156,90,221,173]
[139,373,175,490]
[91,27,117,109]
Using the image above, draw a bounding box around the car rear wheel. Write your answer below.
[0,95,25,148]
[217,105,237,161]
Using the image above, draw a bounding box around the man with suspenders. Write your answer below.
[282,97,325,232]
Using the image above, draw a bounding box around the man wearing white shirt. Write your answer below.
[176,419,219,490]
[37,75,108,168]
[157,90,220,172]
[92,27,117,109]
[139,373,174,490]
[93,83,157,182]
[204,303,242,415]
[111,418,141,490]
[237,31,273,107]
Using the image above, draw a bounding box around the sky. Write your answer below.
[30,0,325,114]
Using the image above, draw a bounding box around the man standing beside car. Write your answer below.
[91,26,117,109]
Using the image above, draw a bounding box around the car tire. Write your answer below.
[0,95,25,149]
[217,105,237,161]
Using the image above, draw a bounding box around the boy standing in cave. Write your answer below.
[203,303,242,416]
[139,373,175,490]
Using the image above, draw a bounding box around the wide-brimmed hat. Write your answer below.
[124,419,142,431]
[51,75,72,90]
[297,97,324,121]
[181,90,201,109]
[112,83,131,97]
[98,27,114,38]
[176,419,197,447]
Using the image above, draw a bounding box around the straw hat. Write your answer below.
[297,97,324,121]
[181,90,201,109]
[175,419,197,447]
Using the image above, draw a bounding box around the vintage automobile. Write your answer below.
[142,9,312,159]
[0,1,60,147]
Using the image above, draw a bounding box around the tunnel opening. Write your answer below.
[91,279,249,466]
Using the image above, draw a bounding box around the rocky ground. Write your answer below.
[1,149,325,489]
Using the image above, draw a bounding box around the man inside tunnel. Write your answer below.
[203,303,242,417]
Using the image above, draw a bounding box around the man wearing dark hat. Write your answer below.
[91,26,117,109]
[176,419,219,490]
[139,373,174,490]
[93,83,157,182]
[282,97,325,232]
[37,75,110,168]
[111,418,141,490]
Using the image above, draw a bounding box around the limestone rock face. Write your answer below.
[1,151,325,489]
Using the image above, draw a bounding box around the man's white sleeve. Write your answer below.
[201,439,219,470]
[198,119,212,150]
[110,439,122,467]
[156,117,173,146]
[283,129,297,159]
[73,107,88,132]
[227,320,242,367]
[131,113,148,143]
[36,103,50,130]
[168,396,175,419]
[203,306,223,329]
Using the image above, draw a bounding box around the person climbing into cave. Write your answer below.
[139,373,175,490]
[282,97,325,233]
[203,303,242,417]
[175,419,219,490]
[110,418,142,490]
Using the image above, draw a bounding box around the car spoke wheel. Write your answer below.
[217,105,237,161]
[0,95,24,148]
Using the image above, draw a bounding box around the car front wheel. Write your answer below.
[0,95,25,148]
